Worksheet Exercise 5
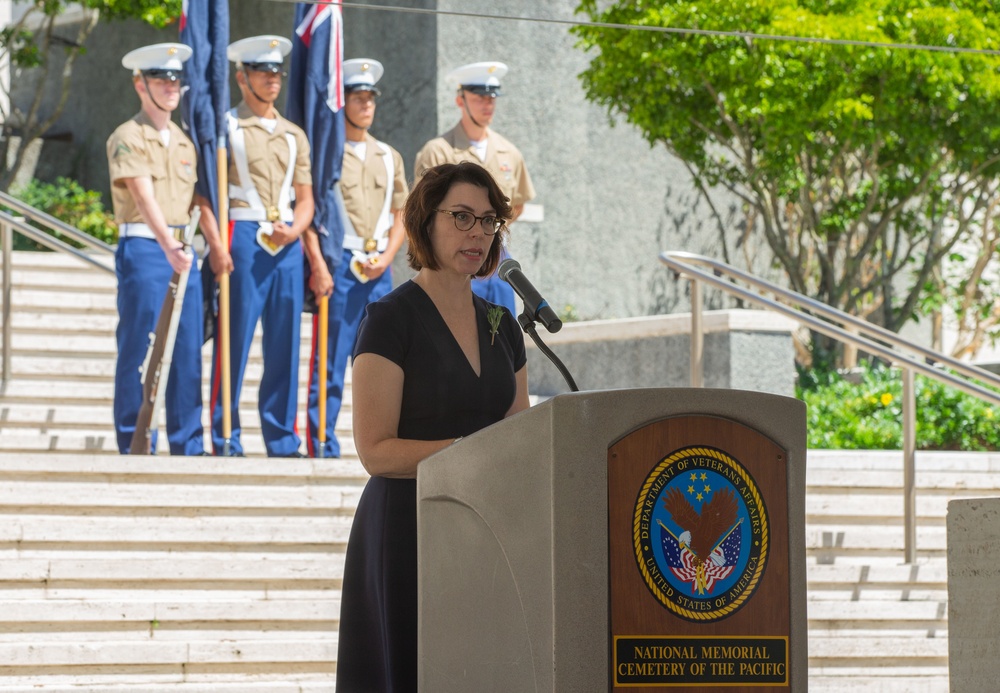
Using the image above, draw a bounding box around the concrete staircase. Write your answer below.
[805,450,964,693]
[0,454,358,691]
[3,250,999,691]
[1,250,350,457]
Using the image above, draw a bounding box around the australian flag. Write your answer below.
[179,0,230,218]
[286,0,346,284]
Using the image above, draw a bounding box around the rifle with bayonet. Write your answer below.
[129,208,201,455]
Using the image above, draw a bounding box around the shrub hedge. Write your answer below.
[798,364,1000,451]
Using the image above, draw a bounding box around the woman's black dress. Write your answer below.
[335,280,527,693]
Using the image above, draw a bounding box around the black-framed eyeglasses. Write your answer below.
[435,209,504,236]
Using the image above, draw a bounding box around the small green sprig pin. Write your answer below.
[487,306,504,345]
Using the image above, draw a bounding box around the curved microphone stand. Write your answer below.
[517,313,579,393]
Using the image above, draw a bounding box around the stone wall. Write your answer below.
[526,309,798,398]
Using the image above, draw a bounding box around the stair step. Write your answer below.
[6,249,115,271]
[9,267,118,291]
[0,432,359,457]
[0,380,115,404]
[809,674,948,693]
[808,563,948,586]
[0,402,354,434]
[808,468,1000,492]
[0,638,337,666]
[808,449,1000,472]
[1,558,343,582]
[5,356,329,384]
[806,526,951,552]
[0,515,355,545]
[806,492,999,520]
[9,311,119,335]
[0,478,362,511]
[807,602,948,638]
[0,684,336,692]
[808,635,948,659]
[0,376,343,405]
[0,598,339,623]
[8,288,118,313]
[0,454,365,477]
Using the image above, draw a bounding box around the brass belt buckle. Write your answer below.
[266,206,280,222]
[364,238,378,252]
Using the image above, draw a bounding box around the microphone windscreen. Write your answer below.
[498,258,521,281]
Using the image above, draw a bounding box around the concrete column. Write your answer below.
[948,497,1000,690]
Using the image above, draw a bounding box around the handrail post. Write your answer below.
[842,326,858,369]
[902,367,916,563]
[1,218,11,393]
[690,277,704,387]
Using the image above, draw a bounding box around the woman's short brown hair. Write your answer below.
[404,162,513,277]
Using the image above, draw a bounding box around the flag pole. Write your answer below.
[318,295,329,449]
[217,145,233,456]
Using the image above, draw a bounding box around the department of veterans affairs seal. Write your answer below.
[633,446,769,622]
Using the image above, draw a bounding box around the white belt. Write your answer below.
[343,235,388,253]
[118,223,184,240]
[230,208,294,224]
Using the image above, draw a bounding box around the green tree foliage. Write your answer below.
[86,0,181,28]
[0,0,182,191]
[574,1,1000,361]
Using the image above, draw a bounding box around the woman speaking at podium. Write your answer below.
[335,162,530,691]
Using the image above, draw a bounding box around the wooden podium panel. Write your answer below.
[609,415,790,691]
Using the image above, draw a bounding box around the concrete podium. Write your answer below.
[417,388,807,692]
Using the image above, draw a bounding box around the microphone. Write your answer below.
[498,259,562,333]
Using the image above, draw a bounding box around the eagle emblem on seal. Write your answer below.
[660,486,742,595]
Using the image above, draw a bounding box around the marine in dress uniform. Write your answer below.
[302,59,408,459]
[208,35,314,457]
[413,61,535,315]
[107,43,216,456]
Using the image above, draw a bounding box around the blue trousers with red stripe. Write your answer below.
[113,237,205,455]
[306,248,393,458]
[210,221,303,456]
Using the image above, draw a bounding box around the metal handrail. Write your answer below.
[660,250,1000,563]
[0,211,115,273]
[665,250,1000,393]
[1,202,115,392]
[0,190,115,255]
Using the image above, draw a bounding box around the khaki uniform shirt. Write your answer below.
[229,101,312,211]
[342,133,408,239]
[414,123,535,208]
[106,111,197,226]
